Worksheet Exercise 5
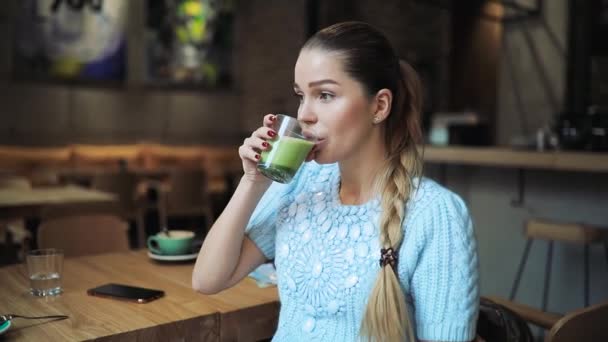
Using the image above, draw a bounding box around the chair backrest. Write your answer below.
[37,215,130,257]
[548,300,608,342]
[0,176,31,189]
[477,297,534,342]
[525,219,607,244]
[140,144,205,170]
[0,176,32,251]
[166,169,208,210]
[27,169,60,187]
[70,144,143,170]
[91,172,139,209]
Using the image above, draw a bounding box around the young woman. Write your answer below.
[193,21,479,341]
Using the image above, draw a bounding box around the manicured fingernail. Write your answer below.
[262,142,269,148]
[255,154,260,160]
[268,130,276,137]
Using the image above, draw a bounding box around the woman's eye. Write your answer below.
[294,93,303,103]
[319,92,334,102]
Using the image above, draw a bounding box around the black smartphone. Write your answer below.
[87,283,165,303]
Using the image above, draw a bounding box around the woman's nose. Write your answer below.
[297,101,317,124]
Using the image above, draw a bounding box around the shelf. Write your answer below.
[423,146,608,173]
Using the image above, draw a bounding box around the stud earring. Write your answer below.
[372,116,381,124]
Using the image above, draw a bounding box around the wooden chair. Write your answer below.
[70,144,144,170]
[511,219,608,309]
[26,169,61,187]
[154,169,214,234]
[485,296,608,342]
[0,176,32,261]
[507,219,608,340]
[0,146,71,174]
[91,172,147,247]
[140,144,205,170]
[0,176,31,189]
[37,215,130,257]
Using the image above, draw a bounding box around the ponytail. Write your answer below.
[360,60,424,342]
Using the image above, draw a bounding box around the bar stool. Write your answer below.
[510,219,608,312]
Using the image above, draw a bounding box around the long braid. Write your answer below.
[361,146,422,341]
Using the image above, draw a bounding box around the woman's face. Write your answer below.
[294,48,378,164]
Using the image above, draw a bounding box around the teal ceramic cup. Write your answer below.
[147,230,195,255]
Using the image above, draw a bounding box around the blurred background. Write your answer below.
[0,0,607,336]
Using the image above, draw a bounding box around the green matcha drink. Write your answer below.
[258,135,315,183]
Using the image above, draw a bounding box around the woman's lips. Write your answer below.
[306,139,326,161]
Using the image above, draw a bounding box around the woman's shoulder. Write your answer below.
[406,177,471,227]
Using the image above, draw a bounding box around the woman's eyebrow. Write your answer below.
[308,79,339,87]
[293,79,339,90]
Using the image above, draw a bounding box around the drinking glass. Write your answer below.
[26,249,64,296]
[257,114,317,183]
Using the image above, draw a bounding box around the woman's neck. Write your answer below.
[338,135,386,205]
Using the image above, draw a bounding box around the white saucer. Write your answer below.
[147,251,198,261]
[0,320,10,336]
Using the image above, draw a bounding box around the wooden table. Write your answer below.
[0,185,118,220]
[0,250,279,341]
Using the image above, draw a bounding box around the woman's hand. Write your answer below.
[238,114,277,183]
[194,115,277,293]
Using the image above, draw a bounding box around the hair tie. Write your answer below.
[379,247,398,269]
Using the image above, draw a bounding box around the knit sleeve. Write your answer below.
[245,161,315,259]
[409,190,479,341]
[245,181,291,260]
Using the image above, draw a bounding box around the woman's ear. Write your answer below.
[372,88,392,124]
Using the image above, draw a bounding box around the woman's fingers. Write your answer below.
[248,135,271,154]
[237,115,278,177]
[252,125,277,140]
[263,114,277,127]
[238,147,259,165]
[239,138,259,163]
[239,136,271,162]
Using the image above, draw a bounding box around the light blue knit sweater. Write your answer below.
[246,162,479,341]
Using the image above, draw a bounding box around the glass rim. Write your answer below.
[281,130,315,141]
[274,114,317,141]
[27,248,64,257]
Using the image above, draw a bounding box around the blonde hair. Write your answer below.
[360,61,424,342]
[303,22,425,341]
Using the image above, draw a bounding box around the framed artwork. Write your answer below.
[13,0,128,83]
[146,0,235,88]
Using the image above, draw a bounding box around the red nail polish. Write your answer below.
[268,130,276,137]
[262,142,269,148]
[255,154,260,160]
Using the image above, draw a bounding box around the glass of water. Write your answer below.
[26,249,64,296]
